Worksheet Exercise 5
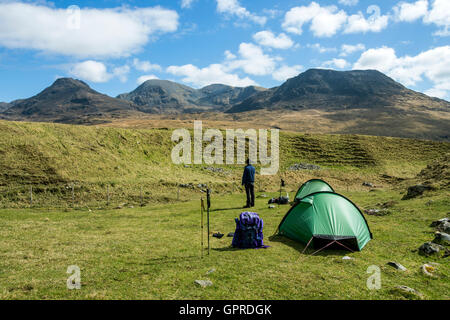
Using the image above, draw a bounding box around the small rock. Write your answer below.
[342,256,353,260]
[433,231,450,246]
[418,242,448,256]
[387,261,407,271]
[194,280,213,288]
[430,217,449,228]
[402,184,434,200]
[206,268,216,275]
[362,182,374,187]
[288,163,321,171]
[213,232,224,239]
[364,208,390,216]
[437,222,450,234]
[421,263,437,277]
[393,286,424,299]
[268,205,276,209]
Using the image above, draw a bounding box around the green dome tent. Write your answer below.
[278,191,372,253]
[294,179,334,201]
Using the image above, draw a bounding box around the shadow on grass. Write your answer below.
[211,207,244,212]
[268,234,351,257]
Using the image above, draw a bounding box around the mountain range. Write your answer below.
[1,69,449,140]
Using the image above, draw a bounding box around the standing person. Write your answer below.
[242,158,255,208]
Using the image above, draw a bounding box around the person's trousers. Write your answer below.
[245,182,255,207]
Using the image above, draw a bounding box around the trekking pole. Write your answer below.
[201,197,204,258]
[206,188,211,255]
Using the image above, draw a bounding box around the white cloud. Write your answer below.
[272,65,303,81]
[344,5,389,34]
[166,63,257,88]
[340,43,366,56]
[282,2,347,37]
[307,43,337,54]
[253,31,294,49]
[69,60,112,83]
[354,45,450,99]
[224,50,236,60]
[0,2,178,58]
[226,42,278,76]
[112,65,130,83]
[424,0,450,36]
[322,58,349,69]
[68,60,131,83]
[216,0,266,25]
[339,0,358,6]
[393,0,428,22]
[137,74,159,85]
[181,0,196,9]
[133,58,161,72]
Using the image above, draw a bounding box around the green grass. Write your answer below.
[0,120,449,208]
[0,189,448,300]
[0,120,448,300]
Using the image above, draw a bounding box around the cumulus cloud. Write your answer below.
[322,58,349,69]
[282,2,347,37]
[166,63,257,88]
[344,5,389,33]
[253,31,294,49]
[0,2,178,58]
[226,42,278,76]
[68,60,131,83]
[354,45,450,99]
[69,60,112,82]
[340,43,366,56]
[393,0,428,22]
[137,74,159,85]
[133,58,161,72]
[216,0,266,25]
[423,0,450,36]
[272,65,303,81]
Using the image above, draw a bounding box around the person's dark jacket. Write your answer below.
[242,165,255,185]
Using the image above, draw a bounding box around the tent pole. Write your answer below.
[335,240,355,253]
[302,237,314,254]
[310,240,337,256]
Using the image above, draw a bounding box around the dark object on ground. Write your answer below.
[268,196,289,205]
[433,232,450,246]
[402,184,435,200]
[430,218,450,233]
[418,242,449,257]
[213,232,224,239]
[227,232,234,237]
[362,182,374,187]
[288,163,321,171]
[232,212,267,249]
[387,261,407,271]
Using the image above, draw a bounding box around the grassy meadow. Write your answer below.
[0,120,448,299]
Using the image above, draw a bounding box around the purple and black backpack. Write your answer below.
[232,212,267,249]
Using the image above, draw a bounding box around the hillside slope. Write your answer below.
[1,78,142,124]
[117,79,267,114]
[0,120,448,207]
[227,69,449,112]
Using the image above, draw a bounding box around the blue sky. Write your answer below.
[0,0,449,102]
